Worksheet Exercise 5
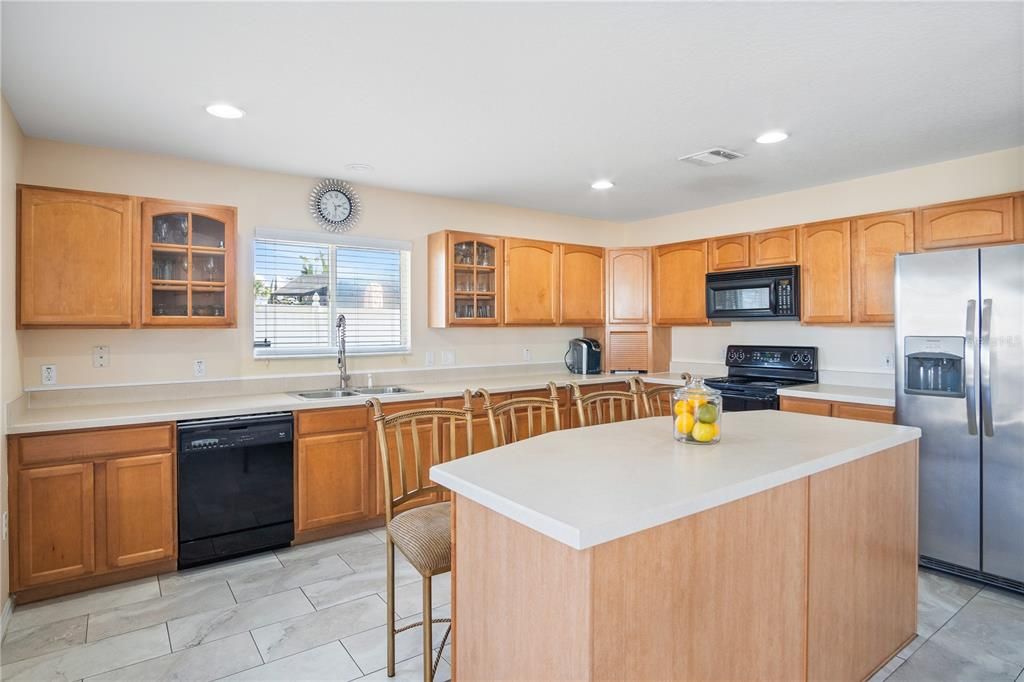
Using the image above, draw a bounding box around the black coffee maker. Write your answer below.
[565,338,602,374]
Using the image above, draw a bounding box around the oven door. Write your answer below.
[720,391,779,412]
[706,277,777,320]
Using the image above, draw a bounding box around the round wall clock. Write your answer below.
[309,178,361,232]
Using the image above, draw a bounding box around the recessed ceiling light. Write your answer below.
[345,163,374,173]
[755,130,788,144]
[591,179,614,190]
[205,103,245,119]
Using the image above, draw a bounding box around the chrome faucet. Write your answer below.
[336,314,350,390]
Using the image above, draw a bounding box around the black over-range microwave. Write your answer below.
[705,266,800,321]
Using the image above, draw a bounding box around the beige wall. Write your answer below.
[2,94,26,614]
[18,138,620,388]
[626,146,1024,375]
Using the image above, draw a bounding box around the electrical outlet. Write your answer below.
[41,364,57,385]
[93,345,110,368]
[193,360,206,377]
[883,353,894,370]
[2,511,8,542]
[441,351,455,366]
[425,351,435,367]
[522,347,532,361]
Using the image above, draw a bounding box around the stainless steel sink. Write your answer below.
[354,386,421,395]
[291,389,361,400]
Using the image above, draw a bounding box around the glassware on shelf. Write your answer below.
[192,215,226,248]
[454,270,473,292]
[476,243,494,266]
[672,380,722,445]
[454,242,474,265]
[454,297,474,318]
[476,270,494,292]
[476,297,495,318]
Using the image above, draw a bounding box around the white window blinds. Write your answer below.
[254,236,411,357]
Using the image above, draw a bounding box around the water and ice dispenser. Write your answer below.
[903,337,966,398]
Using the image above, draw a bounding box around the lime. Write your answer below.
[697,403,718,424]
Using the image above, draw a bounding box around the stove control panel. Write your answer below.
[725,345,817,370]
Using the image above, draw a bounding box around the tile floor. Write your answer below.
[3,529,1022,681]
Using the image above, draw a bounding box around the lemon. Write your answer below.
[690,422,717,443]
[673,400,687,417]
[687,397,708,411]
[675,413,696,434]
[697,403,718,424]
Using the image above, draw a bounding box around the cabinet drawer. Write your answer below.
[18,424,173,467]
[296,406,368,436]
[832,402,895,424]
[779,396,832,417]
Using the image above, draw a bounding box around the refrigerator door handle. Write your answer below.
[980,298,994,437]
[965,299,978,435]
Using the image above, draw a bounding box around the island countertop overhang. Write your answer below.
[430,411,921,550]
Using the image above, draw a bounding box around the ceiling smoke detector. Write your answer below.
[677,148,745,167]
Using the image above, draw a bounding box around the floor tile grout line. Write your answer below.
[249,629,266,665]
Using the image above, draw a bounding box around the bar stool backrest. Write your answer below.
[570,381,641,426]
[478,381,562,446]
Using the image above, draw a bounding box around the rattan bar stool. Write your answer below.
[570,381,641,426]
[634,373,693,417]
[368,392,474,682]
[477,381,562,445]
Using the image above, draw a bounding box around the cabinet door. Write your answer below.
[17,463,95,587]
[709,235,750,271]
[801,221,852,324]
[752,228,799,266]
[446,232,502,327]
[918,196,1016,250]
[607,249,650,324]
[297,430,370,531]
[652,240,707,325]
[18,187,135,328]
[606,327,649,372]
[106,453,175,568]
[853,212,914,324]
[559,244,604,325]
[779,396,833,417]
[504,238,559,325]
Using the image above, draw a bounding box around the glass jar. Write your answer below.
[672,379,723,445]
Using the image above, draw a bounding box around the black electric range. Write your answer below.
[703,345,818,412]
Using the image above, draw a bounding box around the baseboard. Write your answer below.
[1,596,13,640]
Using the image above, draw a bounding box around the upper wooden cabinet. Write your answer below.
[709,235,751,271]
[141,200,237,327]
[752,228,800,267]
[504,238,559,325]
[801,220,852,324]
[607,248,650,324]
[917,195,1018,250]
[17,186,137,328]
[428,231,502,327]
[559,244,604,325]
[652,240,708,325]
[852,212,914,324]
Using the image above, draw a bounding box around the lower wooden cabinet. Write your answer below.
[105,453,175,568]
[780,396,895,424]
[296,430,370,532]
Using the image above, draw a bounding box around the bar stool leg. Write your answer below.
[386,535,396,677]
[422,576,433,682]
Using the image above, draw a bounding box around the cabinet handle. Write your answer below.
[980,298,993,437]
[965,299,978,436]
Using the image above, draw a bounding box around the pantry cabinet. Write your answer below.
[852,212,915,324]
[917,195,1018,250]
[800,220,852,324]
[606,248,650,324]
[559,244,605,325]
[17,186,137,328]
[652,240,708,325]
[709,235,751,271]
[751,227,800,266]
[504,238,559,325]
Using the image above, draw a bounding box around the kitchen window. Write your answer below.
[253,232,411,357]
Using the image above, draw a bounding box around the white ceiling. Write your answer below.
[3,2,1022,222]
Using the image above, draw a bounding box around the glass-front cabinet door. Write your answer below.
[142,200,236,327]
[448,233,501,325]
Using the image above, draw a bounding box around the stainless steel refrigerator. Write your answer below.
[896,243,1024,591]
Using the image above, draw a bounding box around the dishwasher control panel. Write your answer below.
[178,413,293,453]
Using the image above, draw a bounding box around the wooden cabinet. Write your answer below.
[852,212,914,324]
[16,463,96,587]
[141,200,237,327]
[9,423,176,599]
[780,396,895,424]
[600,325,671,374]
[606,248,650,324]
[105,453,175,568]
[559,244,604,325]
[752,228,799,266]
[917,195,1018,250]
[801,221,852,324]
[652,240,707,325]
[17,186,137,328]
[428,231,502,327]
[504,238,559,325]
[296,430,370,532]
[709,235,750,271]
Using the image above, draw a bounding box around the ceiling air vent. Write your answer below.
[678,148,745,167]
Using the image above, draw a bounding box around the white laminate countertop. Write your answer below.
[430,411,920,550]
[7,371,693,435]
[777,383,895,407]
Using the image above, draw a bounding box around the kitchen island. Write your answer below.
[430,411,922,681]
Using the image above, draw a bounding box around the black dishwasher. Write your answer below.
[177,412,294,569]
